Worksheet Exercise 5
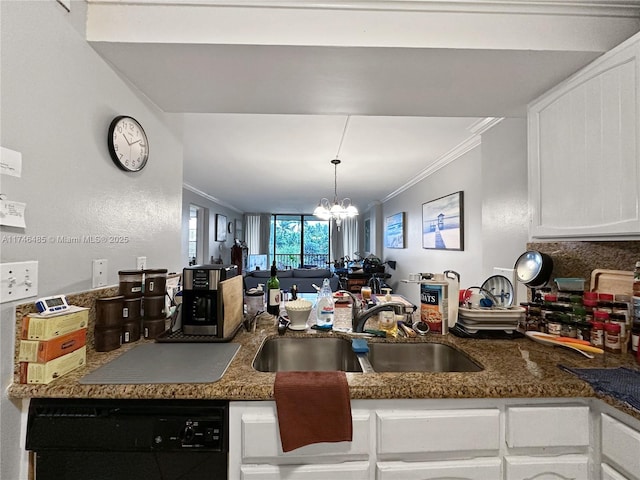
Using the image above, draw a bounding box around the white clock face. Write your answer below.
[108,116,149,172]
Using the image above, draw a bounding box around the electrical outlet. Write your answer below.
[92,259,108,288]
[136,256,147,270]
[0,261,39,303]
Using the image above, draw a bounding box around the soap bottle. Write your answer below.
[315,278,335,328]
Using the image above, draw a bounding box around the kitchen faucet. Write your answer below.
[334,290,407,333]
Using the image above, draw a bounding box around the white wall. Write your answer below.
[379,119,529,308]
[381,146,484,307]
[480,118,529,277]
[0,2,183,479]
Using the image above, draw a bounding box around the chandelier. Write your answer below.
[313,116,359,229]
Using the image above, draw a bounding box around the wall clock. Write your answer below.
[107,115,149,172]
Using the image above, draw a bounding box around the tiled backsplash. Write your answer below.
[527,241,640,290]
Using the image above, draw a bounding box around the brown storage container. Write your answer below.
[122,320,141,344]
[118,270,143,298]
[95,296,124,328]
[122,297,142,320]
[143,318,166,339]
[144,268,168,295]
[94,326,122,352]
[143,295,166,320]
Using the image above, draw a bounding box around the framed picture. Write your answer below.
[422,191,464,251]
[384,212,405,248]
[216,214,227,242]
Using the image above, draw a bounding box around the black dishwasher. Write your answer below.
[26,398,229,480]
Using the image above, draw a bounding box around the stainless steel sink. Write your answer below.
[253,337,363,372]
[366,342,483,372]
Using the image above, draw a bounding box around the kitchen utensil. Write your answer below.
[514,251,553,288]
[480,275,514,307]
[525,331,602,358]
[398,320,417,337]
[284,299,313,330]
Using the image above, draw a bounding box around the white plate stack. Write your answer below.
[457,306,526,334]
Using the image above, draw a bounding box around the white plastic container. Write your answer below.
[315,278,335,327]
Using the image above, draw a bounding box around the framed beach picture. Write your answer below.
[216,214,227,242]
[422,191,464,251]
[385,212,405,249]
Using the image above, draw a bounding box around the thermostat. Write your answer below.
[35,295,69,314]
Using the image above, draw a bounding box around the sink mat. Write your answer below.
[559,366,640,411]
[79,343,240,384]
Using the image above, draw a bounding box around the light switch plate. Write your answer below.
[136,256,147,270]
[0,261,38,303]
[92,259,108,288]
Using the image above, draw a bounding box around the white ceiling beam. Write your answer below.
[86,0,640,52]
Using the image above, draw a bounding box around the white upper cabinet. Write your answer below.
[528,32,640,239]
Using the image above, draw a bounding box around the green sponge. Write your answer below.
[352,338,369,353]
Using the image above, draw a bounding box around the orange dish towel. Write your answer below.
[274,371,353,452]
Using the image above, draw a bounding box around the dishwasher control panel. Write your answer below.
[153,416,224,451]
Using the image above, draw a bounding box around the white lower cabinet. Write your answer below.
[504,454,590,480]
[230,399,640,480]
[602,413,640,480]
[602,463,632,480]
[376,458,502,480]
[240,461,371,479]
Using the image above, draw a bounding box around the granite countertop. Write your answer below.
[8,315,640,418]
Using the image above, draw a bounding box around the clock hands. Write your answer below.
[121,132,142,146]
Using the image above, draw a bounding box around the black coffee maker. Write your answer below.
[181,264,238,336]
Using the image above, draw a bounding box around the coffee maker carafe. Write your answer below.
[181,264,238,336]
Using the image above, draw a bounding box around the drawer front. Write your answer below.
[504,454,589,479]
[377,458,502,480]
[506,405,590,448]
[377,408,500,454]
[241,461,370,479]
[602,413,640,480]
[241,407,370,461]
[602,463,632,480]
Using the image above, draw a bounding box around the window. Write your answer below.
[269,215,330,269]
[188,204,204,265]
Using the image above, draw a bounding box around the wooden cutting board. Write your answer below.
[221,275,244,338]
[590,269,633,295]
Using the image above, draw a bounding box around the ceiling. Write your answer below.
[85,0,640,214]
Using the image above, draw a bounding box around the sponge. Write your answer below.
[351,338,369,353]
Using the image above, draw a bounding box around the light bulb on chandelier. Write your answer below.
[313,116,359,229]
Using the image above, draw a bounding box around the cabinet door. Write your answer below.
[528,33,640,238]
[377,408,500,454]
[377,458,501,480]
[602,413,640,480]
[602,463,632,480]
[240,461,370,479]
[504,454,589,480]
[237,403,370,462]
[506,405,590,448]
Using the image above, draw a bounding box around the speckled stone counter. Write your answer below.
[8,313,640,420]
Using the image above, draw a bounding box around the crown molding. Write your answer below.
[381,117,504,203]
[88,0,640,17]
[183,182,244,213]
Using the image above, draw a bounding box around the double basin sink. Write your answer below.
[253,336,483,373]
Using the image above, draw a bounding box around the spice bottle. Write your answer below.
[590,318,605,348]
[633,261,640,297]
[604,322,622,354]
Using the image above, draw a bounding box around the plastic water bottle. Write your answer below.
[315,278,335,328]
